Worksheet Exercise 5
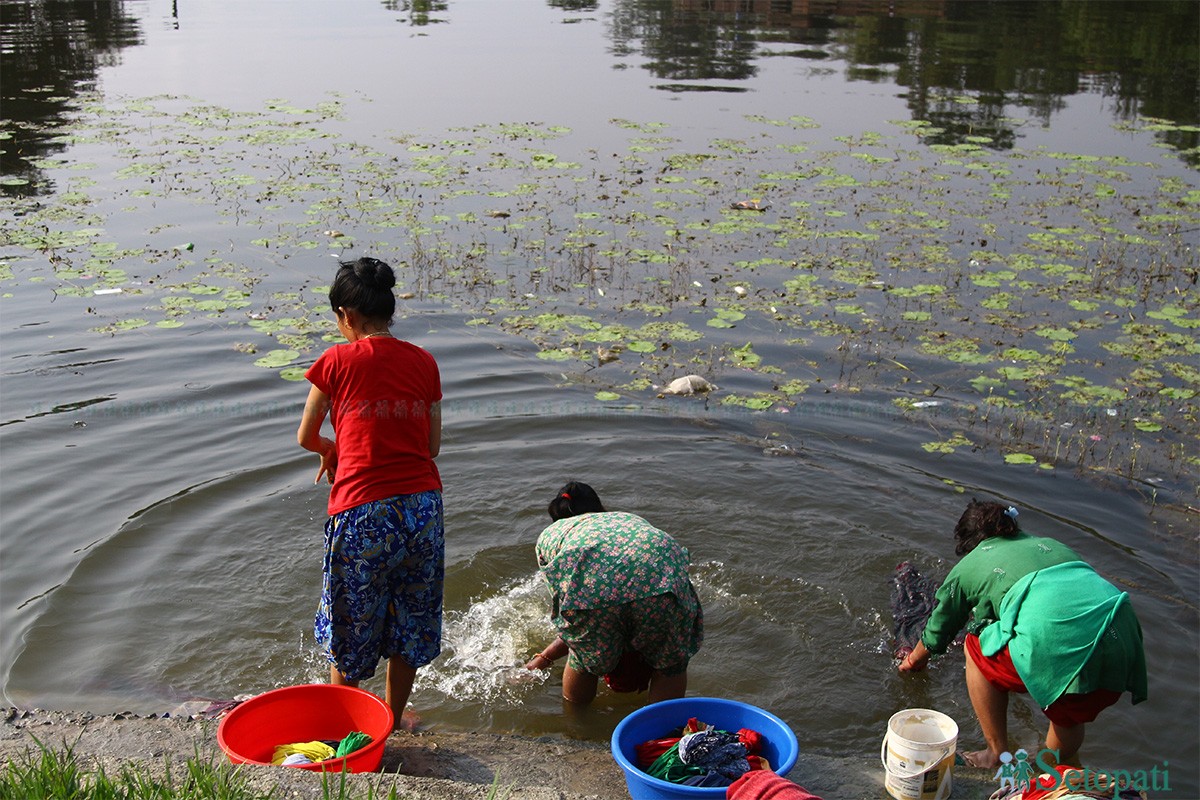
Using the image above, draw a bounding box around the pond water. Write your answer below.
[1,0,1197,794]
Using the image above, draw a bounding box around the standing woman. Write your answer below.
[297,256,443,727]
[525,481,703,706]
[900,499,1147,768]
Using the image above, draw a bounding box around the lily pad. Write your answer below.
[254,349,300,368]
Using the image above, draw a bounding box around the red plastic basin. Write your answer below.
[217,684,393,773]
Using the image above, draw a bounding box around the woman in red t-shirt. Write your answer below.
[297,257,443,728]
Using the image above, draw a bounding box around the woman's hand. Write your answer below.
[313,436,337,484]
[526,636,569,670]
[297,384,336,483]
[898,641,930,672]
[525,653,554,670]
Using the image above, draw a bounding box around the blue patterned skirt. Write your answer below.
[314,490,444,682]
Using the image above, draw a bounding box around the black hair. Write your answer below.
[953,498,1021,556]
[548,481,605,521]
[328,257,396,324]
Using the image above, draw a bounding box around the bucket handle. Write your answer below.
[933,761,952,800]
[880,733,955,780]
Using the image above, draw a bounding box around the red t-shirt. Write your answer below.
[305,337,442,516]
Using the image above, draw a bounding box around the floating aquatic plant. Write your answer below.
[922,433,974,454]
[2,93,1196,490]
[253,349,300,369]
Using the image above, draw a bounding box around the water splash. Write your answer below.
[418,574,555,706]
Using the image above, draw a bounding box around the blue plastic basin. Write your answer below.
[610,697,799,799]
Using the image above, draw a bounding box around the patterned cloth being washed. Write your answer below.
[891,562,966,659]
[891,562,939,659]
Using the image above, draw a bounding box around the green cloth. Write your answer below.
[536,512,696,615]
[646,742,706,783]
[920,532,1081,654]
[978,560,1148,708]
[335,731,373,758]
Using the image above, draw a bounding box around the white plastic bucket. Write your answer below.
[881,708,957,800]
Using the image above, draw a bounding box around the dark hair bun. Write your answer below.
[356,257,396,290]
[548,481,605,520]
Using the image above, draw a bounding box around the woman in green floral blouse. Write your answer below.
[524,481,704,705]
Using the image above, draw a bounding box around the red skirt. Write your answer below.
[964,633,1120,727]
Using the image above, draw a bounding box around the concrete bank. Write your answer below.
[0,708,1000,799]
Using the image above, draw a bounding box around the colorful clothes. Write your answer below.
[641,718,768,788]
[977,560,1147,708]
[334,731,373,758]
[1013,764,1149,800]
[306,337,441,517]
[272,740,336,765]
[315,491,444,681]
[920,533,1081,654]
[536,512,703,676]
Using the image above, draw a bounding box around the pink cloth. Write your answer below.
[726,771,823,800]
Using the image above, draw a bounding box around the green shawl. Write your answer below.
[978,560,1147,709]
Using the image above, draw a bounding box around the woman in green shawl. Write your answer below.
[899,499,1147,769]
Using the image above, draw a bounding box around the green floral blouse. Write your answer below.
[535,511,697,615]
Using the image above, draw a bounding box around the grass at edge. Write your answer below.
[0,738,516,800]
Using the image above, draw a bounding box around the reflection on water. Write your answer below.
[2,0,1196,197]
[0,0,141,192]
[380,0,451,26]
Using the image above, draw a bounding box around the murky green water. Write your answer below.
[1,1,1197,795]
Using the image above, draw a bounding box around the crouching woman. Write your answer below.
[526,481,704,707]
[900,499,1147,768]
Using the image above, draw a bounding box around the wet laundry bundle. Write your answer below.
[638,717,770,787]
[891,562,965,659]
[271,731,373,766]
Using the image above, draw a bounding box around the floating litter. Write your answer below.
[661,375,716,395]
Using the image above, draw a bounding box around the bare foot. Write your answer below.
[962,749,1000,769]
[395,709,421,732]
